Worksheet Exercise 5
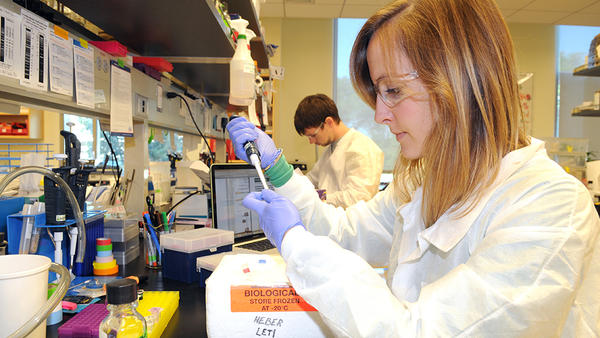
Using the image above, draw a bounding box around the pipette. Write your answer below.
[245,142,269,190]
[229,116,269,190]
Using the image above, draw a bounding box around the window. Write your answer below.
[556,26,600,154]
[96,120,125,169]
[335,18,398,171]
[149,129,172,162]
[63,114,94,160]
[62,114,125,169]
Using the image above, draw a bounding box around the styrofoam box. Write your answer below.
[206,254,331,338]
[160,228,233,253]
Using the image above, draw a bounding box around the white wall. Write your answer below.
[508,23,557,139]
[263,18,333,169]
[263,19,560,167]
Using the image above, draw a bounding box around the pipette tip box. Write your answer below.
[161,228,233,284]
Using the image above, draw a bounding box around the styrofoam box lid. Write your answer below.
[160,228,234,253]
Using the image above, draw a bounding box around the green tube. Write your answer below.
[162,212,169,232]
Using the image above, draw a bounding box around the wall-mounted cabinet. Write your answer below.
[59,0,271,108]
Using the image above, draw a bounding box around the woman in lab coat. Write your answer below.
[226,0,600,336]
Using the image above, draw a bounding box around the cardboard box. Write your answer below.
[206,254,332,338]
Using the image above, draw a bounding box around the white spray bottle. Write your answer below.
[229,17,256,106]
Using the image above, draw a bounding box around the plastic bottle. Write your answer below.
[229,18,256,106]
[99,279,147,338]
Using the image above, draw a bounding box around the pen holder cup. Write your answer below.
[143,229,161,269]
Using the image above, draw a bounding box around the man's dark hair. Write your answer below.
[294,94,341,135]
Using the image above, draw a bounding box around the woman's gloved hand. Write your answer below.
[226,117,281,169]
[243,189,305,250]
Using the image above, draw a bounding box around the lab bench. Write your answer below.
[46,240,210,338]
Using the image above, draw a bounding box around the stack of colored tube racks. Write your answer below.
[93,237,118,275]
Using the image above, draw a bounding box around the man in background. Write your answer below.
[294,94,384,208]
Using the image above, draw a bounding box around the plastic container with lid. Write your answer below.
[161,228,234,284]
[160,228,233,253]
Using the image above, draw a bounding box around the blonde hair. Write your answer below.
[350,0,529,227]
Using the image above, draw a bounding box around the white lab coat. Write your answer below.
[306,128,384,208]
[276,138,600,337]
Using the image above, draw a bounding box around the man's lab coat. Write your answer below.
[307,128,384,208]
[276,138,600,337]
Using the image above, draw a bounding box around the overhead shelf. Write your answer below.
[573,64,600,77]
[572,108,600,117]
[58,0,270,107]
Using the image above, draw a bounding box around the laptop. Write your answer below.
[210,162,278,254]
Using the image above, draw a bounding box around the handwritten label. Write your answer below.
[230,286,317,312]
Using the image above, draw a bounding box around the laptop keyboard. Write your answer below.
[238,238,275,251]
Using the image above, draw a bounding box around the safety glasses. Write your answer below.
[374,71,420,108]
[304,122,324,139]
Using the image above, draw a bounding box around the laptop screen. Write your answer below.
[210,163,273,239]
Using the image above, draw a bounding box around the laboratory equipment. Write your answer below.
[19,203,35,254]
[54,231,63,266]
[586,160,600,195]
[60,130,81,168]
[229,17,256,106]
[104,217,140,265]
[206,254,331,338]
[229,115,269,190]
[45,131,93,224]
[161,228,233,284]
[59,291,178,338]
[0,254,70,338]
[1,166,87,276]
[93,237,118,276]
[99,279,147,337]
[59,304,109,337]
[28,202,45,253]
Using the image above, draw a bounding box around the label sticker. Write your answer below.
[231,286,317,312]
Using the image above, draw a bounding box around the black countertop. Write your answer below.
[47,242,209,338]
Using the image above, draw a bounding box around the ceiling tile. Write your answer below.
[581,2,600,14]
[499,8,517,19]
[507,10,570,24]
[344,0,389,4]
[284,3,342,18]
[314,0,344,4]
[340,5,381,18]
[523,0,596,12]
[555,12,600,25]
[495,0,535,10]
[260,3,285,17]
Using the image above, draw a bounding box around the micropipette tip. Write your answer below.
[249,154,269,190]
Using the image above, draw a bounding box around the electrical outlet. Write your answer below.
[135,94,148,117]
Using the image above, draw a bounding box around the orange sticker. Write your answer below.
[53,25,68,40]
[231,286,317,312]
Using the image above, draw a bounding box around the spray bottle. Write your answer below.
[229,17,256,106]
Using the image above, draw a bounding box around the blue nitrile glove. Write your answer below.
[243,189,305,251]
[226,117,281,169]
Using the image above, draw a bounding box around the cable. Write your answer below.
[101,129,121,187]
[167,92,215,165]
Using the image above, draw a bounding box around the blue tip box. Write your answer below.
[161,228,233,284]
